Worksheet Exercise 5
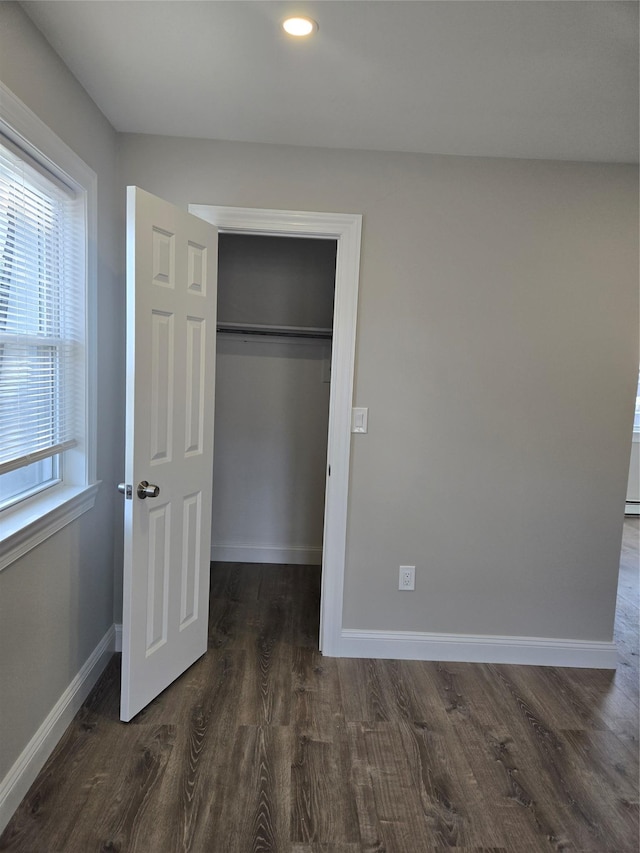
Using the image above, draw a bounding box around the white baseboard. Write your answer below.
[336,628,618,669]
[0,625,117,835]
[625,502,640,516]
[211,542,322,565]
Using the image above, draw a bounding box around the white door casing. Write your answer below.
[121,187,217,721]
[189,205,362,656]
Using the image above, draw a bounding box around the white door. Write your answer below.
[120,187,218,721]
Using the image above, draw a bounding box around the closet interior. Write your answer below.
[211,233,337,566]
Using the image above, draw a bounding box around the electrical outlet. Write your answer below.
[399,565,415,590]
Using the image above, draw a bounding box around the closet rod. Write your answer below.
[216,322,332,340]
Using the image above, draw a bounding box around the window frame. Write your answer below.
[633,367,640,443]
[0,81,99,572]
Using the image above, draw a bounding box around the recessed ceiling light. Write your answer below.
[282,16,318,37]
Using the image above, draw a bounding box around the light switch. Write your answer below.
[351,407,368,433]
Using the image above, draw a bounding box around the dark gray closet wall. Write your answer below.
[217,234,336,329]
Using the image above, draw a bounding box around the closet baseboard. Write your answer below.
[211,543,322,565]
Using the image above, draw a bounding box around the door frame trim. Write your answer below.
[189,205,362,655]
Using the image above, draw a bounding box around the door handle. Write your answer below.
[137,481,160,499]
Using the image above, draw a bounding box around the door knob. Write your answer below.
[137,481,160,499]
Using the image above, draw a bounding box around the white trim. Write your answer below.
[211,542,322,565]
[0,81,96,196]
[338,628,618,669]
[0,625,117,834]
[84,156,98,489]
[189,205,362,656]
[0,482,100,572]
[625,502,640,516]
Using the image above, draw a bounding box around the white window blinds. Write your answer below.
[0,138,85,475]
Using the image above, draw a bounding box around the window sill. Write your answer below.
[0,482,101,572]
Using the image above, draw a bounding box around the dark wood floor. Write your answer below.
[2,521,638,852]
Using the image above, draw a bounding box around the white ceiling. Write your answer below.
[21,0,639,163]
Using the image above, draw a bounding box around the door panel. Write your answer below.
[185,316,206,455]
[121,187,217,722]
[180,490,202,627]
[149,309,174,462]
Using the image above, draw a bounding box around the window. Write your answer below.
[634,368,640,437]
[0,81,98,571]
[0,141,82,509]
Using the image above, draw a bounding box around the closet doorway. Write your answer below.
[212,233,336,570]
[189,205,362,655]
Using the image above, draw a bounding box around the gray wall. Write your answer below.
[212,335,330,561]
[217,233,336,329]
[119,132,638,643]
[0,3,122,781]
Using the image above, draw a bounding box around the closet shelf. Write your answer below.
[216,322,332,340]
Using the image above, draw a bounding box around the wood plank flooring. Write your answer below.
[1,520,638,852]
